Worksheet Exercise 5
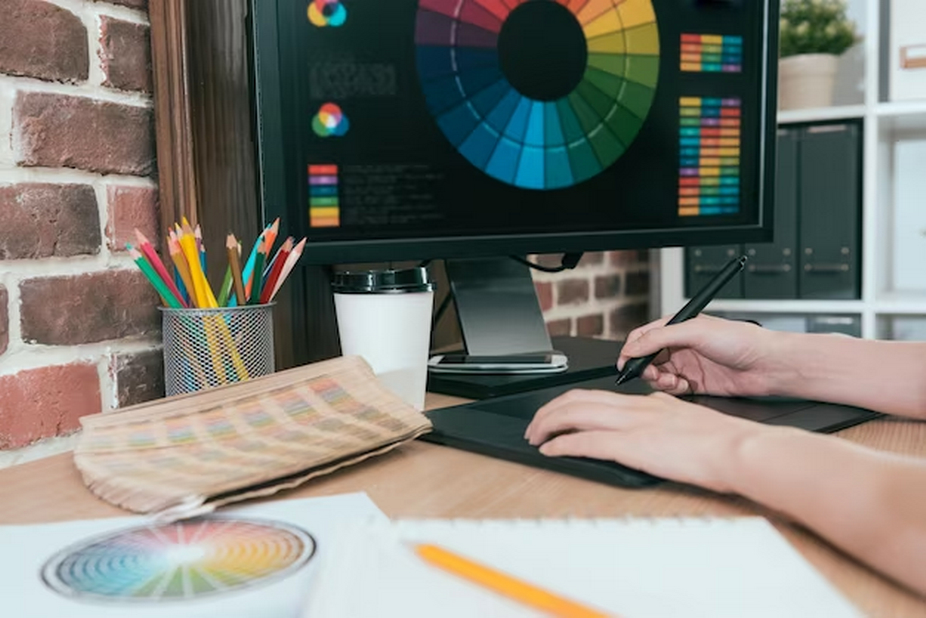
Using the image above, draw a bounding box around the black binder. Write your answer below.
[798,122,862,299]
[744,128,799,298]
[685,245,744,299]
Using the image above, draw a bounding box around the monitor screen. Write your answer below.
[252,0,778,265]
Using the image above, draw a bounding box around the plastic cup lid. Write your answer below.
[331,267,434,294]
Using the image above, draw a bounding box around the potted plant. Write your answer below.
[779,0,859,110]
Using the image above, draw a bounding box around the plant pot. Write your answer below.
[778,53,840,110]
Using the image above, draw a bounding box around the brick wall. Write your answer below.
[532,251,651,343]
[0,0,162,451]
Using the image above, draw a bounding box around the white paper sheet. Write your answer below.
[0,493,385,618]
[303,517,863,618]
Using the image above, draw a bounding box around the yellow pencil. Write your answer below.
[414,544,612,618]
[180,223,217,308]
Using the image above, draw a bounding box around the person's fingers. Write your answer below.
[654,372,681,392]
[525,402,647,445]
[661,376,692,396]
[526,389,643,440]
[620,319,711,360]
[641,364,660,381]
[527,389,604,439]
[617,316,672,369]
[537,430,640,466]
[625,316,672,345]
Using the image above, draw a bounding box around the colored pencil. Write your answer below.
[249,237,267,305]
[194,224,207,275]
[177,225,206,307]
[260,237,292,304]
[414,544,610,618]
[134,230,188,308]
[269,237,305,301]
[242,219,276,296]
[181,222,217,308]
[217,263,233,307]
[128,245,183,309]
[227,234,246,306]
[168,235,197,308]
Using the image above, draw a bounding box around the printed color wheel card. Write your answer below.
[41,518,316,603]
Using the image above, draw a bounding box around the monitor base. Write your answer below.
[426,336,621,400]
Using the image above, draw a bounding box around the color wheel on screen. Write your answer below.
[40,517,316,603]
[415,0,660,190]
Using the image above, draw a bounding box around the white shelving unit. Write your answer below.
[658,0,926,340]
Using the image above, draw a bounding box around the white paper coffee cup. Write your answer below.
[332,267,434,410]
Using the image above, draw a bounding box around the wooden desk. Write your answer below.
[1,393,925,616]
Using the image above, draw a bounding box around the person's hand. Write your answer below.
[617,314,791,398]
[524,389,770,492]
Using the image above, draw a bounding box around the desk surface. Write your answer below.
[1,393,925,616]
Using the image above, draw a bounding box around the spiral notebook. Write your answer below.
[302,517,862,618]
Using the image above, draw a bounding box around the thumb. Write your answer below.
[620,319,708,358]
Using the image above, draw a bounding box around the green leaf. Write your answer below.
[779,0,860,57]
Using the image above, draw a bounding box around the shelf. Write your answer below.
[873,292,926,315]
[877,101,926,132]
[777,105,867,125]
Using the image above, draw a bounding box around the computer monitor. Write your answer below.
[250,0,779,378]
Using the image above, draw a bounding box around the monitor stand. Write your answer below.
[427,257,622,399]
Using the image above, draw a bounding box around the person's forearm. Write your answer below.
[770,332,926,419]
[725,427,926,597]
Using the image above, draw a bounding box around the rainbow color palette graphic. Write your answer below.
[680,34,742,73]
[414,0,659,190]
[312,103,350,137]
[308,0,347,27]
[41,517,315,603]
[308,164,340,227]
[678,96,741,216]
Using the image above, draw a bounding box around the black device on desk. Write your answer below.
[252,0,781,388]
[421,376,882,488]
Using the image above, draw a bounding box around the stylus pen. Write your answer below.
[615,255,748,385]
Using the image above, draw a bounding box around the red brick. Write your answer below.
[0,362,101,448]
[14,92,155,176]
[0,286,8,356]
[0,183,100,260]
[626,271,650,296]
[576,314,604,337]
[609,302,650,339]
[556,278,589,305]
[20,270,160,345]
[535,281,553,312]
[0,0,88,83]
[99,17,152,93]
[578,252,604,267]
[594,274,622,299]
[93,0,147,9]
[530,254,564,269]
[610,250,649,266]
[546,318,572,337]
[106,185,159,252]
[110,349,164,408]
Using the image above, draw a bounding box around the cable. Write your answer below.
[508,252,584,273]
[432,292,452,330]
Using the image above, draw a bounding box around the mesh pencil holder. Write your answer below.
[160,304,275,396]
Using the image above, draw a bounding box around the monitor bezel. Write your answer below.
[250,0,779,265]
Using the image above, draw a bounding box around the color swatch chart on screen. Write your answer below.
[680,34,742,73]
[309,165,341,228]
[42,518,314,602]
[414,0,659,190]
[678,97,741,216]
